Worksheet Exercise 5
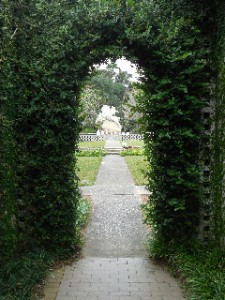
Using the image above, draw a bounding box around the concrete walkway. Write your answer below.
[104,135,123,149]
[52,135,184,300]
[82,155,148,257]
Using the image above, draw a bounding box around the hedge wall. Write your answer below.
[0,0,224,262]
[126,1,210,242]
[0,1,18,259]
[209,1,225,247]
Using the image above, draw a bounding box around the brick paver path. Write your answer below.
[54,136,185,300]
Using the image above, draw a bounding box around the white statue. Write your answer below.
[96,105,122,134]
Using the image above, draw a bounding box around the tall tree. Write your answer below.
[80,63,140,131]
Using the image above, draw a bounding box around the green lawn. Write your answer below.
[77,157,102,186]
[79,141,105,148]
[124,156,149,185]
[121,140,144,147]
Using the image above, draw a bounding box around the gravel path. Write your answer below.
[83,155,148,257]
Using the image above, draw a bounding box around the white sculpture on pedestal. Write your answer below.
[96,105,122,135]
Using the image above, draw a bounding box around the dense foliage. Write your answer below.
[0,197,91,300]
[0,0,18,259]
[209,1,225,247]
[80,63,139,132]
[0,1,224,297]
[133,2,210,241]
[0,0,128,261]
[148,238,225,300]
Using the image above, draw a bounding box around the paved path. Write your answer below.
[83,155,148,257]
[54,136,184,300]
[104,135,123,149]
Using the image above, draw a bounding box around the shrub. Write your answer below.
[147,237,225,300]
[76,149,107,157]
[120,148,145,156]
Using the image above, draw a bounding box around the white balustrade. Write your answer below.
[79,133,105,142]
[120,133,144,141]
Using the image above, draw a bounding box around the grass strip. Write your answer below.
[77,156,102,186]
[120,148,145,156]
[0,250,55,300]
[121,140,144,147]
[79,141,105,148]
[148,238,225,300]
[124,156,149,185]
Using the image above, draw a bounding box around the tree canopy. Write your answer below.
[80,63,141,132]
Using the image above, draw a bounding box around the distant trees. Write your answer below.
[80,63,141,132]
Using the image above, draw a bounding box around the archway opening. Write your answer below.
[77,57,148,187]
[79,58,143,134]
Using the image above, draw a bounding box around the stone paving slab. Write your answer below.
[41,267,65,300]
[80,185,151,196]
[135,186,151,196]
[56,257,184,300]
[104,135,122,149]
[80,185,136,196]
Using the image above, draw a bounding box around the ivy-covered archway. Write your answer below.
[0,0,224,261]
